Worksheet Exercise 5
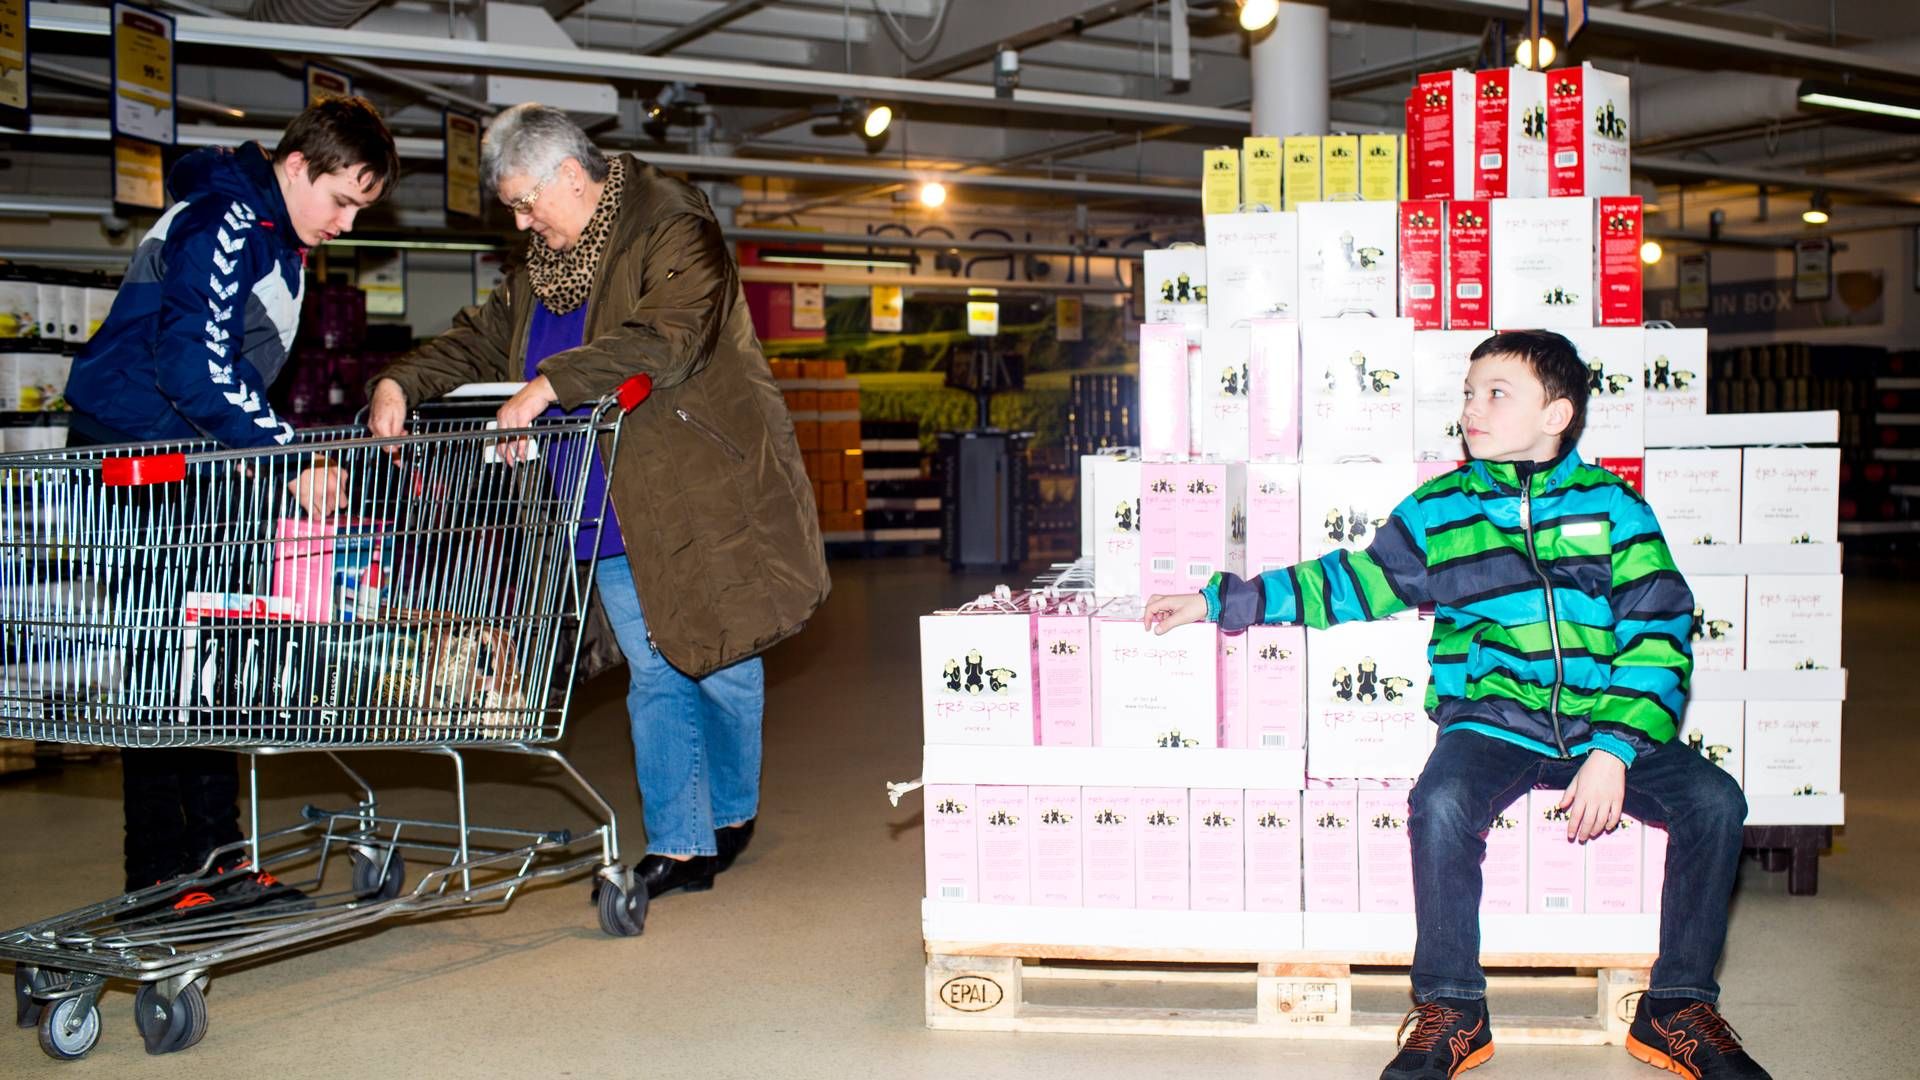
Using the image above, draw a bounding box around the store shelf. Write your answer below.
[865,468,924,481]
[1839,520,1920,536]
[1690,669,1846,701]
[862,438,920,452]
[1877,378,1920,391]
[1644,411,1837,448]
[1670,543,1841,577]
[1872,448,1920,462]
[923,745,1306,791]
[1878,414,1920,426]
[867,497,941,511]
[1743,793,1845,827]
[870,527,940,542]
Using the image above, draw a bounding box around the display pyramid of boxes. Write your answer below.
[909,63,1834,962]
[771,358,866,536]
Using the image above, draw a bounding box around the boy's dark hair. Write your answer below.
[273,97,399,199]
[1469,329,1589,451]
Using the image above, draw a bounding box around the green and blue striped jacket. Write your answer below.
[1203,451,1695,765]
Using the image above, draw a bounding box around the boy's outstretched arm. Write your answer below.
[1147,491,1432,634]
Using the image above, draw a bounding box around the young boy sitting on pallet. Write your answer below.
[1144,330,1767,1080]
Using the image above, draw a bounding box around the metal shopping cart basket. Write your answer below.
[0,377,655,1060]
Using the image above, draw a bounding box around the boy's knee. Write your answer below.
[1698,769,1748,833]
[1409,777,1485,837]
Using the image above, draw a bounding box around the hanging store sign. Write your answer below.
[444,110,482,219]
[1056,296,1084,342]
[791,283,825,330]
[871,284,903,332]
[113,136,165,210]
[305,64,354,107]
[112,3,175,145]
[1677,252,1710,313]
[1793,238,1832,302]
[359,248,407,316]
[966,301,1001,337]
[0,0,29,133]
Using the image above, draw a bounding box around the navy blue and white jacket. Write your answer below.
[67,143,302,448]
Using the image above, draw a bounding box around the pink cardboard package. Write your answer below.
[1303,789,1360,912]
[1135,788,1192,911]
[1479,794,1528,916]
[1029,786,1083,907]
[1245,462,1302,579]
[1033,603,1094,746]
[1082,787,1137,908]
[1176,462,1246,593]
[977,786,1032,906]
[1528,789,1585,914]
[1358,789,1414,914]
[1140,323,1191,462]
[925,784,979,903]
[1245,790,1303,912]
[1248,319,1301,462]
[1642,821,1669,915]
[1140,463,1184,598]
[1586,814,1643,915]
[1190,789,1246,912]
[1219,633,1248,749]
[1246,624,1307,751]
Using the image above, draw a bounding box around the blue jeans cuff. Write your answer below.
[1413,986,1486,1004]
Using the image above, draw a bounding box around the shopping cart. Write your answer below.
[0,376,655,1060]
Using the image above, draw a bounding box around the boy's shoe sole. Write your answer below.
[1454,1043,1496,1075]
[1626,1035,1699,1077]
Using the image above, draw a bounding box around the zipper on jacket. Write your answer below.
[675,408,745,462]
[1518,484,1571,757]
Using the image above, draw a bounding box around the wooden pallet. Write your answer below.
[926,945,1652,1046]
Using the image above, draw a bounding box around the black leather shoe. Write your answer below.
[636,853,719,898]
[715,818,756,873]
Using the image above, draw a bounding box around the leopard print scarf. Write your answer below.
[526,155,626,315]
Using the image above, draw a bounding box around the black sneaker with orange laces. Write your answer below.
[1381,997,1495,1079]
[215,864,313,912]
[1626,996,1771,1078]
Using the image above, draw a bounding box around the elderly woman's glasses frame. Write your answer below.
[507,167,562,216]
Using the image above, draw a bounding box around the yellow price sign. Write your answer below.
[444,111,482,218]
[871,285,903,332]
[1,0,29,125]
[113,4,175,144]
[114,137,165,210]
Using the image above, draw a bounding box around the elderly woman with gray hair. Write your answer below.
[368,103,830,902]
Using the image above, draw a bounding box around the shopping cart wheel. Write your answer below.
[596,875,648,938]
[134,983,207,1055]
[37,997,101,1061]
[350,849,406,901]
[14,966,45,1029]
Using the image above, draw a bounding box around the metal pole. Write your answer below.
[1251,2,1329,138]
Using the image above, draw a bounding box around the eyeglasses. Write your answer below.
[506,168,560,216]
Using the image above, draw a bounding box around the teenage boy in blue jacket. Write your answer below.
[67,97,397,905]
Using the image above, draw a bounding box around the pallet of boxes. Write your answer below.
[772,358,866,540]
[913,61,1846,1044]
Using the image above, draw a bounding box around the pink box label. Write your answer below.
[1030,786,1083,907]
[1399,200,1445,330]
[1190,789,1246,912]
[1246,463,1301,578]
[1140,323,1191,461]
[1034,612,1094,746]
[1642,822,1668,915]
[1248,320,1301,462]
[1140,463,1183,597]
[1303,790,1359,912]
[1219,634,1247,749]
[1134,788,1191,911]
[1358,790,1414,914]
[1246,790,1303,913]
[1586,815,1643,915]
[1082,787,1137,908]
[1445,200,1490,330]
[1528,789,1585,914]
[925,784,978,903]
[977,786,1032,906]
[1480,796,1528,915]
[1246,624,1306,751]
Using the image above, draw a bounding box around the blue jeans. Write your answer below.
[595,556,764,857]
[1408,728,1747,1006]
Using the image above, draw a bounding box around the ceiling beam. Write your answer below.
[1634,154,1920,205]
[905,0,1159,81]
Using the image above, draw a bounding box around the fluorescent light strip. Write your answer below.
[759,252,917,268]
[325,238,501,252]
[1799,91,1920,122]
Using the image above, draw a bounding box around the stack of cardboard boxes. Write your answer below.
[771,358,866,536]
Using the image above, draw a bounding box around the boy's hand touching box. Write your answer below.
[1144,593,1209,635]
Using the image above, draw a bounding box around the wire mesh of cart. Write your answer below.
[0,377,655,1061]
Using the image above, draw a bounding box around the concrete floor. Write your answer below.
[1,557,1914,1077]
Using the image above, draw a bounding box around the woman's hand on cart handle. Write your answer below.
[495,376,558,464]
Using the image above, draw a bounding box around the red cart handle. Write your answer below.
[617,374,653,413]
[102,454,187,487]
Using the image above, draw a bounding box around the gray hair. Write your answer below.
[481,103,611,192]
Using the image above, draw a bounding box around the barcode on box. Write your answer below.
[1260,733,1289,748]
[1545,894,1571,911]
[1261,562,1285,575]
[1409,284,1435,300]
[1455,283,1483,299]
[1187,561,1213,579]
[1479,153,1503,169]
[1554,150,1579,168]
[940,885,968,901]
[1151,557,1176,573]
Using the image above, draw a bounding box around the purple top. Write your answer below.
[526,300,624,560]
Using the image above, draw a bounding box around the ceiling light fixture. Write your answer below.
[918,181,947,209]
[1516,36,1556,70]
[1639,240,1663,265]
[759,247,918,269]
[1803,190,1832,226]
[1239,0,1279,32]
[863,103,893,139]
[1798,82,1920,123]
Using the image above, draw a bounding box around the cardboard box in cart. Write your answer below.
[1300,316,1416,464]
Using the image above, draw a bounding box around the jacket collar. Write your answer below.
[1468,446,1584,497]
[234,142,305,256]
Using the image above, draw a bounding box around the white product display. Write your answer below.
[1740,448,1840,545]
[1139,324,1191,462]
[1297,201,1398,320]
[1745,701,1842,797]
[1306,615,1436,781]
[1197,327,1252,461]
[1642,328,1709,419]
[1143,247,1208,328]
[1547,63,1633,198]
[1412,330,1483,461]
[1687,575,1747,673]
[1490,197,1595,331]
[1679,701,1744,787]
[1091,458,1145,598]
[1745,575,1843,672]
[1564,326,1646,459]
[1300,316,1416,465]
[1299,461,1417,562]
[1644,449,1742,547]
[1093,611,1221,750]
[920,611,1036,746]
[1203,213,1300,328]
